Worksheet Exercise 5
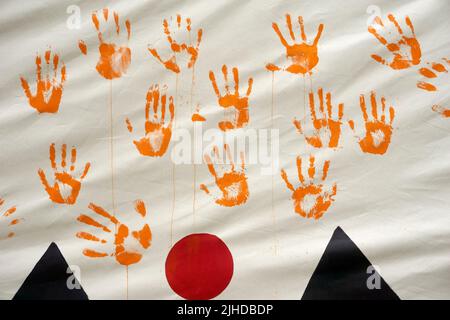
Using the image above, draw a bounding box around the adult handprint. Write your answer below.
[38,143,91,205]
[20,50,66,113]
[125,85,175,157]
[209,65,253,131]
[368,14,421,70]
[293,88,344,148]
[0,199,21,239]
[148,15,203,74]
[267,14,324,75]
[200,144,249,207]
[348,92,395,155]
[79,8,131,80]
[281,155,336,219]
[76,201,151,266]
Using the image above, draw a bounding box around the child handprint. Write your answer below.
[38,143,91,205]
[293,88,344,148]
[348,92,395,155]
[209,65,253,131]
[76,201,152,266]
[281,155,336,220]
[267,14,324,75]
[20,50,66,113]
[79,8,131,80]
[148,14,203,74]
[0,199,21,239]
[125,85,175,157]
[368,14,421,70]
[200,144,249,207]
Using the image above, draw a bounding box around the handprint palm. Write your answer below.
[267,14,324,75]
[20,50,66,113]
[348,92,395,155]
[281,156,336,219]
[38,144,91,205]
[126,85,175,157]
[200,144,249,207]
[79,8,131,80]
[77,201,152,266]
[293,88,344,148]
[209,65,253,131]
[149,15,203,74]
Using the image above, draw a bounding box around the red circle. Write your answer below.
[165,233,234,300]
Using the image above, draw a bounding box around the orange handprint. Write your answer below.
[209,65,253,131]
[148,14,203,74]
[76,201,151,266]
[200,144,249,207]
[79,8,131,80]
[368,14,421,70]
[293,88,344,148]
[348,92,395,155]
[281,155,336,220]
[0,199,21,239]
[38,143,91,205]
[125,85,175,157]
[20,50,66,113]
[267,14,324,75]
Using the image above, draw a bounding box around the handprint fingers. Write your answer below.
[1,199,21,239]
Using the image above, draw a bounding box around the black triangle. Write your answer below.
[13,242,88,300]
[302,227,400,300]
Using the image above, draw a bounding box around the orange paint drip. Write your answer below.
[20,50,66,113]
